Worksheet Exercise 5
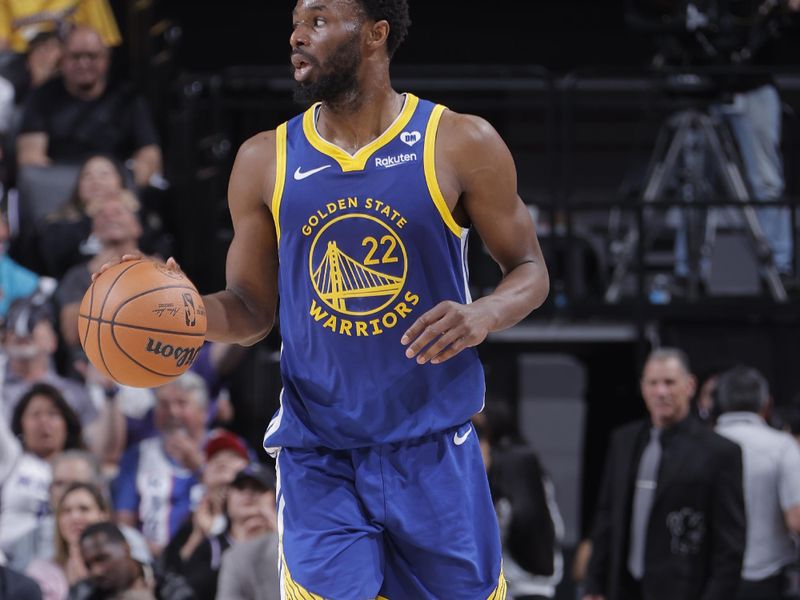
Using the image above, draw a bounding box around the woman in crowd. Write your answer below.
[35,154,168,279]
[26,482,110,600]
[0,383,84,553]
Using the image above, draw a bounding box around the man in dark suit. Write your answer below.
[584,347,745,600]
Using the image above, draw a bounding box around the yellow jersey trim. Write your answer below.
[486,569,507,600]
[302,94,420,172]
[423,104,463,238]
[271,122,288,243]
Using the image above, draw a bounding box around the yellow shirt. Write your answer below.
[0,0,121,52]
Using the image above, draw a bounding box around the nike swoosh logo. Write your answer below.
[453,425,473,446]
[293,165,332,180]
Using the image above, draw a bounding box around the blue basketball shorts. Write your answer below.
[275,421,506,599]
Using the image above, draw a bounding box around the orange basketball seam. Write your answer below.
[81,281,96,350]
[96,260,144,381]
[77,315,207,338]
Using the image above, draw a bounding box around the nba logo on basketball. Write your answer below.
[182,293,197,327]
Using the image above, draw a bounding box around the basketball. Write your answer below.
[78,259,207,388]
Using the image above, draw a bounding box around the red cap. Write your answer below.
[204,429,248,462]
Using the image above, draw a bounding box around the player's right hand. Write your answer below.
[91,255,185,282]
[91,253,143,282]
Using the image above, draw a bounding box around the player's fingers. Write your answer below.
[414,326,464,364]
[91,261,116,281]
[166,256,182,271]
[90,254,142,282]
[404,317,452,359]
[401,303,452,356]
[430,336,470,365]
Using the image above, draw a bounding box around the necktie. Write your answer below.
[628,427,662,580]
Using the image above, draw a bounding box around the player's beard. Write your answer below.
[292,32,362,108]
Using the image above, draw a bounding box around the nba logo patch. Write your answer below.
[400,131,421,147]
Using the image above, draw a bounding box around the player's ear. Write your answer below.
[366,19,389,54]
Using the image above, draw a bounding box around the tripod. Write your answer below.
[605,104,788,303]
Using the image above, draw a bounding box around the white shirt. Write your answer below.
[0,451,52,552]
[716,412,800,580]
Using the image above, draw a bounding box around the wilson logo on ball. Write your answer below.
[145,338,201,368]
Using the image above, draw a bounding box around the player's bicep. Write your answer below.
[225,136,279,319]
[449,114,544,275]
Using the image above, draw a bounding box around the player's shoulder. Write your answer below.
[437,109,499,145]
[434,108,507,164]
[236,130,278,166]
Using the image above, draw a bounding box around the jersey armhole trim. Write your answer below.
[424,105,463,238]
[271,122,288,243]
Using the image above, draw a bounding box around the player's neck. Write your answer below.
[317,84,403,155]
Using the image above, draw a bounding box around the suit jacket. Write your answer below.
[585,417,745,600]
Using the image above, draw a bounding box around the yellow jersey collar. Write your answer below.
[302,93,419,173]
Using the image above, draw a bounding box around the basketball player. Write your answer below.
[99,0,548,597]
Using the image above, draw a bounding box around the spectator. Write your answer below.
[26,482,111,600]
[715,365,800,600]
[112,372,210,555]
[0,211,39,317]
[69,522,153,600]
[583,348,745,600]
[16,26,161,188]
[37,154,141,279]
[0,383,83,553]
[55,195,143,354]
[473,403,564,600]
[0,31,62,137]
[161,428,250,566]
[165,462,277,600]
[215,465,280,600]
[1,295,96,426]
[5,451,102,572]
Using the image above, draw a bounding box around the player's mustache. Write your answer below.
[291,49,320,68]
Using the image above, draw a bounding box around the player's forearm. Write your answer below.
[202,289,274,346]
[471,260,548,332]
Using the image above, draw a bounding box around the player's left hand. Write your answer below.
[401,301,492,365]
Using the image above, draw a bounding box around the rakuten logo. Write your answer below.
[375,153,417,169]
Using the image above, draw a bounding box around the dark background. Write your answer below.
[152,0,799,72]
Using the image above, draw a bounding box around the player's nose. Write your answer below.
[290,26,309,49]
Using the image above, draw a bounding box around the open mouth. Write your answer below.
[291,54,314,80]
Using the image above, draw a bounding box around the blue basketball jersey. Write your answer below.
[263,94,485,451]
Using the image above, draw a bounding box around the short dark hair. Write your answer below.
[12,383,84,451]
[716,365,769,414]
[81,521,127,546]
[352,0,411,58]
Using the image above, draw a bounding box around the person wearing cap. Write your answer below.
[2,295,95,426]
[162,462,276,600]
[161,428,250,570]
[216,465,280,600]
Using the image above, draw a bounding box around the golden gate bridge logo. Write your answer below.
[309,214,408,316]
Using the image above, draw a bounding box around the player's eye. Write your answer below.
[314,17,325,27]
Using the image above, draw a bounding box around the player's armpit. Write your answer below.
[203,132,279,346]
